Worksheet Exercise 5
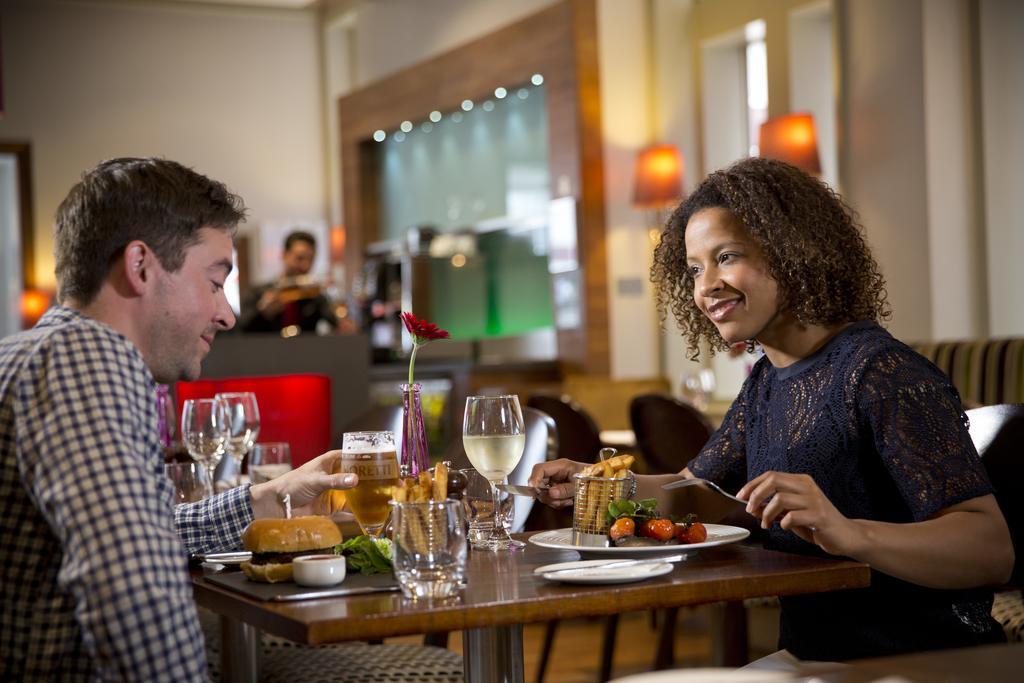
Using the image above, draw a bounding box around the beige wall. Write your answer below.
[0,0,326,290]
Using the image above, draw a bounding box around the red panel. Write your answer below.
[175,374,331,467]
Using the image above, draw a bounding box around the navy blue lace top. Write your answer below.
[690,321,1004,660]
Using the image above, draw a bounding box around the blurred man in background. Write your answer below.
[239,230,340,334]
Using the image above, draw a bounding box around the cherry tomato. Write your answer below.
[609,517,636,541]
[638,519,656,538]
[646,518,676,542]
[675,521,708,544]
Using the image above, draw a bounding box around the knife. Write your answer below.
[496,483,549,498]
[539,553,688,576]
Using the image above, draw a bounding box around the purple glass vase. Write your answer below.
[400,383,430,477]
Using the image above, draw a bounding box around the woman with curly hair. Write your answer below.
[531,157,1012,663]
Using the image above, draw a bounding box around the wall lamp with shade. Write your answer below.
[632,143,685,242]
[758,112,821,175]
[21,289,53,329]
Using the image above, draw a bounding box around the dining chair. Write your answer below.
[445,406,558,534]
[526,394,604,462]
[629,393,714,475]
[967,403,1024,642]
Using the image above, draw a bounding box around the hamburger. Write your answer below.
[240,516,342,583]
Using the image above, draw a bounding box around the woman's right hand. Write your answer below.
[529,458,586,509]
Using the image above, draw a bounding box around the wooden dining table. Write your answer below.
[192,533,869,683]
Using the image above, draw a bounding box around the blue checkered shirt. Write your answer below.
[1,306,254,680]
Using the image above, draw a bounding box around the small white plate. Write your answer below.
[609,668,794,683]
[529,525,749,559]
[535,559,674,585]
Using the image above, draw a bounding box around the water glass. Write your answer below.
[248,442,292,483]
[391,498,467,600]
[457,468,512,549]
[164,462,211,503]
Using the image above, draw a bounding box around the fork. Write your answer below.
[661,477,747,504]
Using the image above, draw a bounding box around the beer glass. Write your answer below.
[463,395,526,550]
[340,431,399,537]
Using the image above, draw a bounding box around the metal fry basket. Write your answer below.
[572,472,635,546]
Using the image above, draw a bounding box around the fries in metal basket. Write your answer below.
[573,455,637,536]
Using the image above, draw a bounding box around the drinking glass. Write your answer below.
[339,431,400,537]
[462,395,526,551]
[164,462,211,503]
[180,398,227,498]
[216,392,260,486]
[391,498,467,599]
[456,467,513,549]
[248,442,292,484]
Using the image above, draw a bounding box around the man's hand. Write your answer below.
[249,450,358,518]
[528,458,587,509]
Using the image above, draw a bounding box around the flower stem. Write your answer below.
[408,343,419,387]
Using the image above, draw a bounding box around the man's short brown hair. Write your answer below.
[54,157,247,305]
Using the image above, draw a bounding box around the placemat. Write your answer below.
[206,568,399,602]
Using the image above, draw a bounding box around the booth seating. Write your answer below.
[175,374,331,468]
[912,338,1024,406]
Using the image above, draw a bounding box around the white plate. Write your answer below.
[528,525,750,559]
[535,559,675,585]
[609,668,793,683]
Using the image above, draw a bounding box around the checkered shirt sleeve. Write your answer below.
[7,312,220,680]
[175,485,254,555]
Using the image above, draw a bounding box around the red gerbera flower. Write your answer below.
[401,312,450,386]
[400,312,450,344]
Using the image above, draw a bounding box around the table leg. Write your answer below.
[463,624,524,683]
[220,615,261,683]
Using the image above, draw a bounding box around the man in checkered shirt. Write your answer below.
[0,158,357,680]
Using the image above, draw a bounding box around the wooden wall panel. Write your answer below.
[338,0,608,375]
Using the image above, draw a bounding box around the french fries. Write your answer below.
[574,455,636,536]
[389,462,452,556]
[579,454,634,477]
[390,461,450,503]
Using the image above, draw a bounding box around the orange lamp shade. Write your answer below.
[632,144,684,208]
[21,289,52,329]
[758,113,821,175]
[329,224,346,262]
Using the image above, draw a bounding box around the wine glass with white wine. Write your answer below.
[463,395,526,550]
[180,398,227,498]
[216,392,260,486]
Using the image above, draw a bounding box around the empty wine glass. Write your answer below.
[216,392,260,486]
[180,398,227,497]
[463,395,526,551]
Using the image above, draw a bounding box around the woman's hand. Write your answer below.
[249,450,358,518]
[737,470,861,556]
[528,458,587,509]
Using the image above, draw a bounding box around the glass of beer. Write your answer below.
[340,430,400,537]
